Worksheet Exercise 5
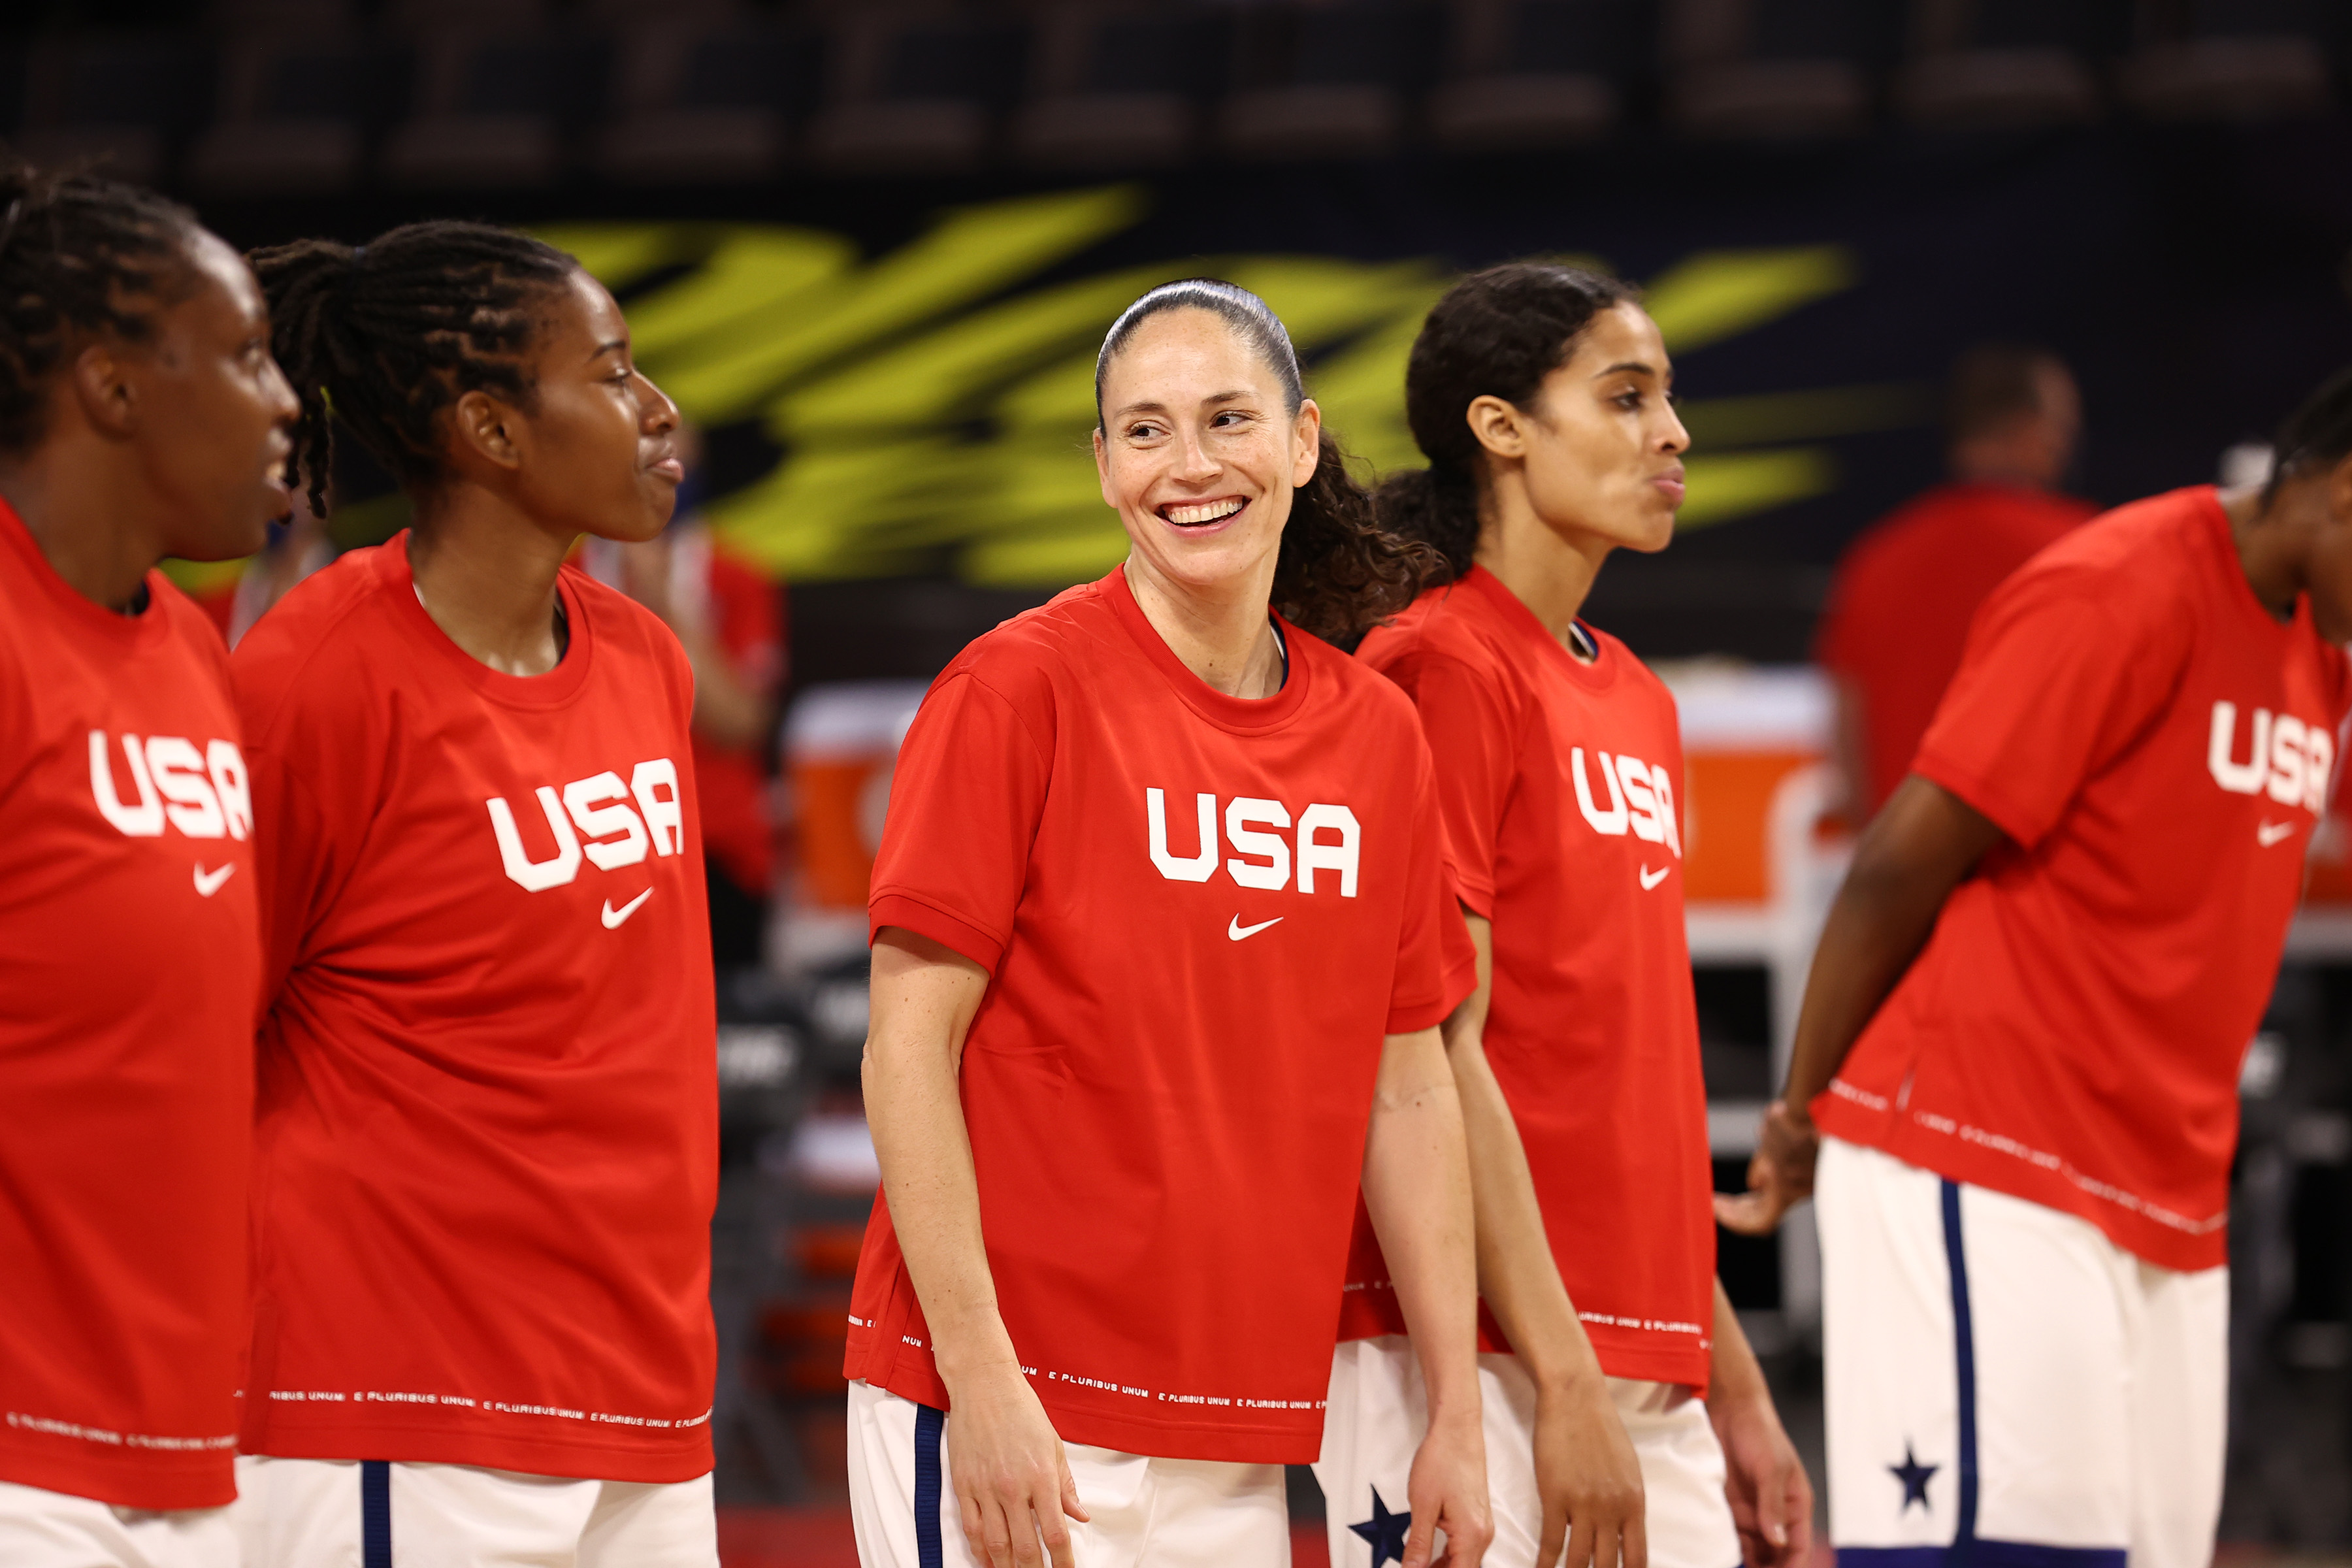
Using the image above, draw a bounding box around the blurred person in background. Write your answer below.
[1344,263,1811,1568]
[582,423,783,970]
[0,157,297,1567]
[1816,344,2095,822]
[1722,370,2352,1566]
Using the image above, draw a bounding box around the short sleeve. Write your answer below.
[1386,649,1520,920]
[1386,742,1478,1035]
[867,670,1052,974]
[1913,566,2181,848]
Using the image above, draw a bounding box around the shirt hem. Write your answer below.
[1337,1296,1711,1390]
[241,1420,713,1484]
[0,1445,233,1512]
[1813,1085,2228,1273]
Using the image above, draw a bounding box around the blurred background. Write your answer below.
[15,0,2352,1559]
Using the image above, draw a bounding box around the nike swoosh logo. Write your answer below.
[602,889,654,928]
[2258,820,2298,847]
[1639,864,1670,890]
[193,862,235,898]
[1228,914,1283,941]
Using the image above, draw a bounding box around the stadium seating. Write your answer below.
[0,0,2346,194]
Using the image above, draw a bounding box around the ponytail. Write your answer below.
[1273,429,1438,645]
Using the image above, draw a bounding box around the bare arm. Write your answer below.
[1446,911,1645,1568]
[1716,776,2004,1234]
[864,928,1086,1568]
[1362,1024,1493,1568]
[1706,1279,1811,1566]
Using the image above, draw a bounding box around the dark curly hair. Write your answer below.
[248,221,578,518]
[1094,278,1437,645]
[1374,263,1639,583]
[0,150,206,455]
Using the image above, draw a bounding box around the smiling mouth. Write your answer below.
[1160,497,1245,527]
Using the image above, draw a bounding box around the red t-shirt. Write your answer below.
[0,503,259,1511]
[691,541,783,896]
[1341,568,1717,1388]
[845,566,1475,1463]
[1816,488,2351,1271]
[1818,482,2098,817]
[232,533,719,1482]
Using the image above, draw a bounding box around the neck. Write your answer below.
[1948,446,2053,492]
[406,487,576,677]
[0,433,167,613]
[2225,482,2307,624]
[1473,478,1610,651]
[1124,551,1284,699]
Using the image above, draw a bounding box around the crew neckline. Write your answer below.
[2194,484,2310,645]
[1459,563,1622,692]
[1104,563,1313,734]
[379,530,596,709]
[0,495,172,652]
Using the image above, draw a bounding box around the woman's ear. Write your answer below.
[449,389,524,475]
[1293,399,1324,488]
[1465,394,1526,462]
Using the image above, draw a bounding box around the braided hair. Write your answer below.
[0,150,206,454]
[1094,279,1437,645]
[248,221,578,518]
[2265,365,2352,508]
[1374,263,1639,583]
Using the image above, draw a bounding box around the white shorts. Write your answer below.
[846,1379,1290,1567]
[231,1454,717,1567]
[1816,1137,2227,1567]
[1316,1335,1740,1568]
[0,1479,237,1568]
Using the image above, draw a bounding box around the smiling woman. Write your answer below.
[843,278,1493,1568]
[222,223,724,1568]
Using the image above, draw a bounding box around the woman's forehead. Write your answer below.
[1105,309,1279,396]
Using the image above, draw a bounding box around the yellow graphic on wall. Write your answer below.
[540,188,1922,588]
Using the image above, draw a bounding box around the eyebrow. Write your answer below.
[1595,360,1658,379]
[589,337,629,361]
[1108,389,1254,420]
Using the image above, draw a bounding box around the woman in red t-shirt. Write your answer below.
[1331,265,1812,1568]
[0,157,296,1568]
[227,223,719,1567]
[847,280,1490,1568]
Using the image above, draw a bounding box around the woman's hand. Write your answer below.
[941,1360,1088,1568]
[1712,1100,1820,1237]
[1712,1386,1812,1567]
[1406,1409,1494,1566]
[1534,1375,1646,1568]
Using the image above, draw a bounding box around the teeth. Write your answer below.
[1166,498,1245,526]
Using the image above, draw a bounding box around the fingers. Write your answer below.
[1057,1452,1091,1523]
[1713,1188,1781,1235]
[1624,1505,1649,1568]
[957,1491,992,1568]
[1034,1490,1077,1568]
[1563,1515,1595,1568]
[1402,1504,1439,1568]
[1536,1501,1567,1568]
[975,1494,1018,1568]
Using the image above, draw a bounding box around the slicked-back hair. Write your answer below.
[250,221,578,518]
[1094,278,1436,645]
[0,149,206,454]
[1371,262,1638,585]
